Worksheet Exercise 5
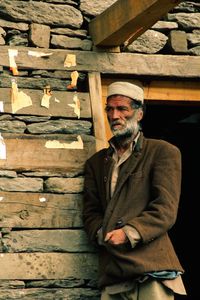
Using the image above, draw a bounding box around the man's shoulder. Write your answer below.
[144,137,181,154]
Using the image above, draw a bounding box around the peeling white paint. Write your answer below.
[45,135,84,149]
[68,92,80,119]
[8,49,19,75]
[39,197,47,202]
[11,79,32,113]
[0,133,6,160]
[0,101,4,112]
[64,54,76,67]
[28,51,53,57]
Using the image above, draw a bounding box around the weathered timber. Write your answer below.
[102,79,200,102]
[0,192,83,228]
[2,229,95,253]
[88,72,108,151]
[89,0,182,47]
[0,88,91,118]
[0,133,96,173]
[0,287,100,300]
[0,46,199,78]
[0,253,98,280]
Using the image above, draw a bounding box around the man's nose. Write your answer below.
[111,108,120,119]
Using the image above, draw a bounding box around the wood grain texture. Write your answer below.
[0,46,199,78]
[89,0,182,46]
[0,192,83,228]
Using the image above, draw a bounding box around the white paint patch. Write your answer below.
[11,79,32,113]
[64,54,76,67]
[0,101,4,112]
[39,197,47,203]
[68,92,80,119]
[45,135,84,149]
[28,51,53,57]
[8,49,19,75]
[0,133,6,160]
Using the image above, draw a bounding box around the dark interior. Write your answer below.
[142,102,200,300]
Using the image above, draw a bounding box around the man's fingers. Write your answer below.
[104,231,113,242]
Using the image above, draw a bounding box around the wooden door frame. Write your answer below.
[89,72,200,151]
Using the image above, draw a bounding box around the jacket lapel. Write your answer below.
[102,134,144,231]
[112,133,143,198]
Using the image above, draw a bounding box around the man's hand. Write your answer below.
[104,228,128,245]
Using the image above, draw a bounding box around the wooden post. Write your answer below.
[88,72,108,151]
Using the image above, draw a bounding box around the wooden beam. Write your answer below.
[0,46,199,78]
[2,229,94,252]
[0,192,83,228]
[0,253,97,280]
[0,88,91,118]
[89,0,182,47]
[0,133,95,172]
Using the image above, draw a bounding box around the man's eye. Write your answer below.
[118,107,128,111]
[105,107,111,112]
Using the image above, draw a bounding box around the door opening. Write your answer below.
[142,103,200,300]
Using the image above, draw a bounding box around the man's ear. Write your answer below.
[137,109,144,121]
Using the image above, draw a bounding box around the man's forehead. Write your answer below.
[106,95,132,106]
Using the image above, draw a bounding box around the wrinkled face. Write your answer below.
[105,95,143,138]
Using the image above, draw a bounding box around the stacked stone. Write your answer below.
[0,0,199,55]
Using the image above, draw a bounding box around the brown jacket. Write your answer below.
[83,133,184,288]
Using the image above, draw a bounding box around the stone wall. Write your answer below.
[0,1,199,299]
[0,0,199,55]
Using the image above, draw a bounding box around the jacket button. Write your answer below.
[104,176,107,182]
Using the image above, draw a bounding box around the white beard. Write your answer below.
[110,114,140,138]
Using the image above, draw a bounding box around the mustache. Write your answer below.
[110,120,124,126]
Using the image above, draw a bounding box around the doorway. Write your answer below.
[142,103,200,300]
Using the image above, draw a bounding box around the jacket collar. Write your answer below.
[107,131,144,157]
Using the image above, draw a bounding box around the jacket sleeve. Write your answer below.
[83,159,104,243]
[127,142,182,244]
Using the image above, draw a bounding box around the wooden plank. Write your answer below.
[88,72,108,150]
[0,192,83,228]
[102,79,200,102]
[144,81,200,102]
[0,288,100,300]
[0,133,96,172]
[0,253,98,280]
[0,46,199,78]
[2,229,95,253]
[0,88,91,118]
[89,0,182,47]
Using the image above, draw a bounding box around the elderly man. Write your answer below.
[83,81,186,300]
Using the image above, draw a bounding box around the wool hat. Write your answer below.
[107,81,144,103]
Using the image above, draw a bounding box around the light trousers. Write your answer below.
[101,279,174,300]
